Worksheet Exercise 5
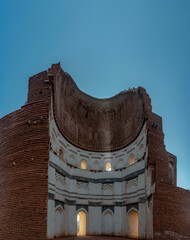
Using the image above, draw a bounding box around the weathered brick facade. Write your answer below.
[0,71,51,239]
[0,63,189,239]
[153,182,190,239]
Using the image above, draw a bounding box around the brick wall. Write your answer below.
[144,112,170,185]
[0,71,51,239]
[1,63,189,239]
[153,182,190,240]
[52,66,145,152]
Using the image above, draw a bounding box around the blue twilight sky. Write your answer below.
[0,0,190,189]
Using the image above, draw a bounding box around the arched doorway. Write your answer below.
[128,210,138,238]
[129,154,135,165]
[102,209,113,235]
[54,206,64,237]
[77,211,86,236]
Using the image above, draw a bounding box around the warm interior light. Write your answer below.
[129,210,138,238]
[106,162,111,171]
[77,211,86,236]
[81,160,87,170]
[129,155,135,165]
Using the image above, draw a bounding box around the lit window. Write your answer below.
[106,162,111,171]
[129,155,135,165]
[128,210,138,238]
[81,160,87,170]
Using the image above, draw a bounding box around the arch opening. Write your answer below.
[77,211,86,236]
[59,148,64,161]
[128,210,138,238]
[129,155,135,165]
[81,160,87,170]
[54,206,64,237]
[106,162,111,171]
[103,209,113,235]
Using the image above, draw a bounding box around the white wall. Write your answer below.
[88,207,101,235]
[47,113,154,239]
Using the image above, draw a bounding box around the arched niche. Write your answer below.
[126,180,138,193]
[54,205,64,237]
[117,158,124,169]
[93,160,102,171]
[106,161,111,171]
[77,210,87,236]
[59,148,64,161]
[138,143,144,159]
[81,160,87,170]
[55,174,65,191]
[51,132,57,153]
[102,185,113,196]
[69,153,76,165]
[102,209,113,235]
[128,209,138,238]
[78,185,87,195]
[129,154,135,166]
[139,143,144,151]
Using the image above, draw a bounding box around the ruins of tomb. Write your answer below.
[0,63,190,240]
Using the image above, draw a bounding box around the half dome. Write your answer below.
[52,67,145,152]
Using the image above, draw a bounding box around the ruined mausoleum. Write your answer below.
[0,63,190,240]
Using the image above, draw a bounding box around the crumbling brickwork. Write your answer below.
[153,182,190,240]
[0,63,189,239]
[0,71,51,239]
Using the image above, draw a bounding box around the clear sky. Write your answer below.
[0,0,190,189]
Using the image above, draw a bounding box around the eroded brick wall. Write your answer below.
[52,66,145,152]
[153,182,190,240]
[142,106,174,187]
[1,63,189,240]
[0,71,51,239]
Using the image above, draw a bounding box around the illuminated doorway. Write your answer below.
[128,210,138,238]
[77,211,86,236]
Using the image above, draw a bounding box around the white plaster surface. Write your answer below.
[47,199,55,239]
[88,207,102,235]
[47,111,154,239]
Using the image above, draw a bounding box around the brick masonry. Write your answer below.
[0,71,51,239]
[153,182,190,239]
[52,64,145,152]
[0,63,190,239]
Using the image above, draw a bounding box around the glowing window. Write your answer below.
[81,160,87,170]
[128,210,138,238]
[77,211,86,236]
[129,155,135,165]
[106,162,111,171]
